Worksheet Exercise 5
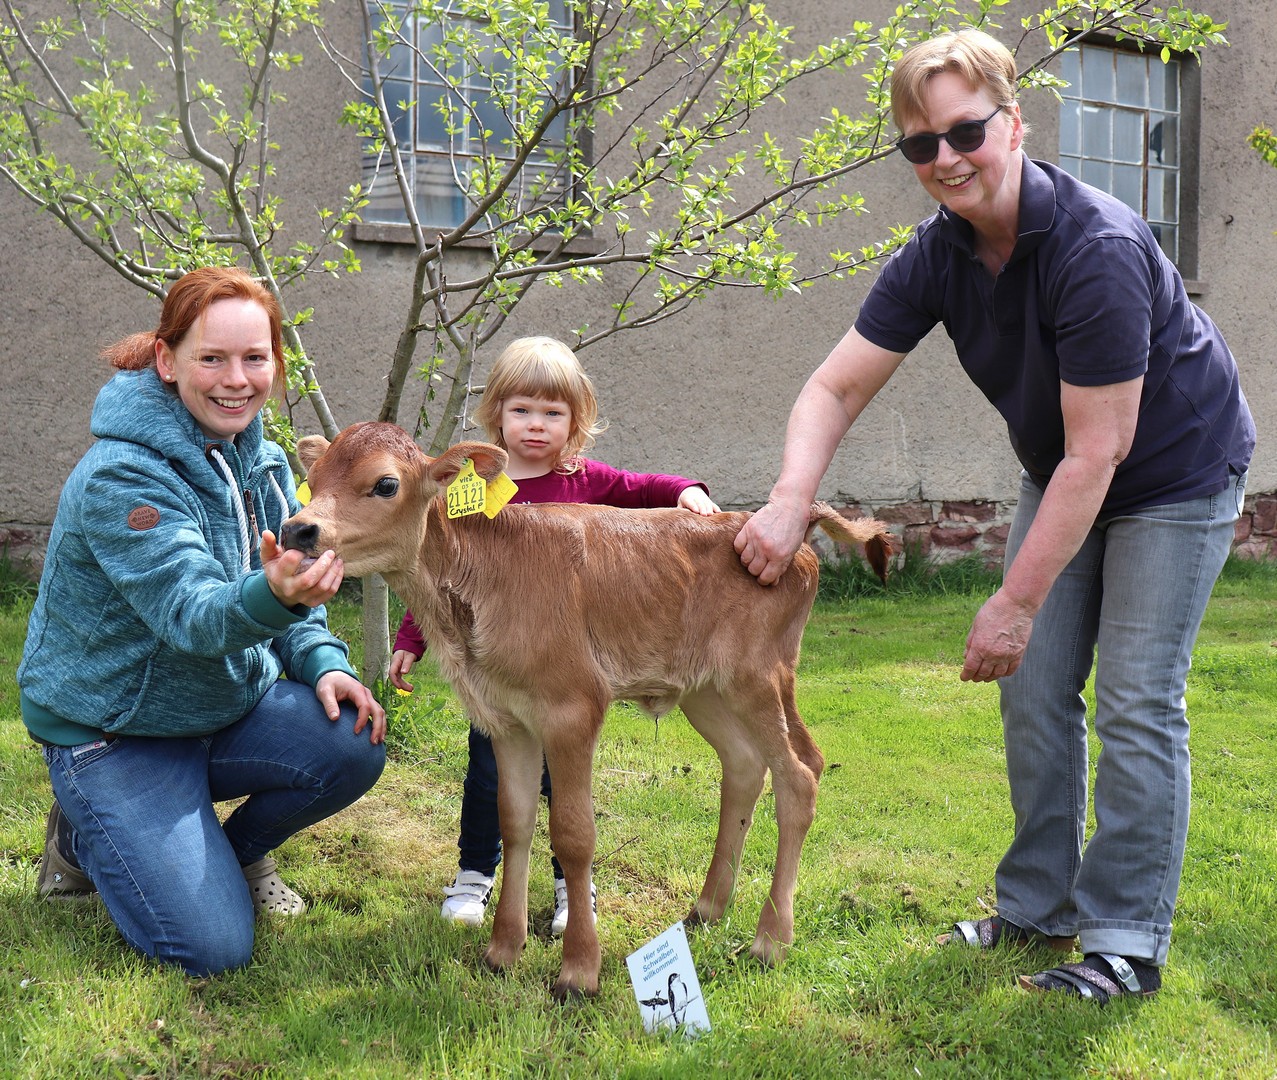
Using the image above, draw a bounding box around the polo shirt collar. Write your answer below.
[935,153,1057,264]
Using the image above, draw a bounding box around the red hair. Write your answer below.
[100,267,285,390]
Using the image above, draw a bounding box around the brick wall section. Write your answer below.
[1234,493,1277,560]
[0,526,45,577]
[818,493,1277,570]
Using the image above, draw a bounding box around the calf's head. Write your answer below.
[280,421,508,578]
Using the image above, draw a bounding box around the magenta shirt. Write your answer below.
[392,458,708,657]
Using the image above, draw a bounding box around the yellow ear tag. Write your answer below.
[295,480,311,506]
[482,472,519,518]
[446,459,487,519]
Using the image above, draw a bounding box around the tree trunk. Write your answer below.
[360,572,391,687]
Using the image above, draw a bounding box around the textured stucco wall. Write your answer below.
[1,0,1272,565]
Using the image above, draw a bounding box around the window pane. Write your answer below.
[384,84,413,145]
[416,18,452,84]
[1081,48,1116,103]
[369,13,414,82]
[362,168,410,224]
[1059,154,1082,179]
[1149,112,1178,167]
[1159,168,1179,224]
[1156,224,1178,262]
[1112,164,1143,213]
[1060,100,1082,156]
[1116,52,1148,107]
[1059,47,1080,90]
[1081,158,1111,190]
[1147,166,1164,220]
[470,37,507,92]
[1082,106,1112,159]
[542,109,567,148]
[1113,109,1144,163]
[1149,167,1174,225]
[415,155,469,227]
[1167,60,1180,109]
[473,97,515,156]
[1151,59,1179,111]
[417,91,457,153]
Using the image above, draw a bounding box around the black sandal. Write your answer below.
[937,915,1075,952]
[1018,953,1160,1005]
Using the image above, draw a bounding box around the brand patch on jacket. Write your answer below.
[128,506,161,531]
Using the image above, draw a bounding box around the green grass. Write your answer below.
[3,559,1276,1077]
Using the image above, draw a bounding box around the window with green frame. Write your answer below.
[1058,43,1181,263]
[362,1,572,229]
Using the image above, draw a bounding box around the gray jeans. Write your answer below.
[994,469,1245,965]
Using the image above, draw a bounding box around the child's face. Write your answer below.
[499,395,573,475]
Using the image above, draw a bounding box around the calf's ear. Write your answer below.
[427,441,510,485]
[297,435,331,473]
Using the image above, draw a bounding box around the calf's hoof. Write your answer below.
[750,933,789,968]
[684,905,713,928]
[552,976,599,1003]
[482,941,524,973]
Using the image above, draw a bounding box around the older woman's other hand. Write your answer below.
[961,588,1036,682]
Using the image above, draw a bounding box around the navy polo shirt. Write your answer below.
[855,155,1254,514]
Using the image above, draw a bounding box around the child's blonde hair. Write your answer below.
[473,336,607,472]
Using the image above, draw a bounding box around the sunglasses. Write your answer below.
[895,107,1004,165]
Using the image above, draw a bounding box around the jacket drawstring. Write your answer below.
[207,445,252,574]
[207,446,295,574]
[267,472,291,529]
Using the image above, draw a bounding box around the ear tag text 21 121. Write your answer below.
[446,459,518,519]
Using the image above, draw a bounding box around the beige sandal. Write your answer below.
[241,856,306,916]
[37,802,96,899]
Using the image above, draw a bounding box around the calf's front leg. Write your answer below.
[543,709,603,1000]
[484,727,543,973]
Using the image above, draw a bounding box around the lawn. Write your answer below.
[1,560,1275,1078]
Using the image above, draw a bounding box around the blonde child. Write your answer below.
[390,336,717,932]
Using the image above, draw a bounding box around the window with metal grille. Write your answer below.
[362,1,573,229]
[1058,44,1180,263]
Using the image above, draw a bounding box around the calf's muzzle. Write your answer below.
[280,520,319,555]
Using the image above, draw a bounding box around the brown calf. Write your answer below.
[282,422,893,1000]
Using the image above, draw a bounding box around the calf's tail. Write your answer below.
[805,502,896,584]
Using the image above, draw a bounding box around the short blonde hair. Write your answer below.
[891,29,1019,132]
[473,336,606,470]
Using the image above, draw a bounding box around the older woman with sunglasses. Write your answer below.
[735,29,1253,1004]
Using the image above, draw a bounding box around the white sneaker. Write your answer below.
[550,876,598,937]
[440,869,495,926]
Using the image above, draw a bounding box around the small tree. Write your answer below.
[0,0,1228,681]
[1249,125,1277,169]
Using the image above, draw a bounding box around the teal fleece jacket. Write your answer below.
[19,367,355,745]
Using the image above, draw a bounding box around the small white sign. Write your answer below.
[626,921,711,1037]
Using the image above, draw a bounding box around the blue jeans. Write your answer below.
[460,724,558,878]
[995,470,1244,965]
[43,679,386,977]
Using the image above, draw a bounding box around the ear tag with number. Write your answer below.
[482,472,519,518]
[446,459,487,519]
